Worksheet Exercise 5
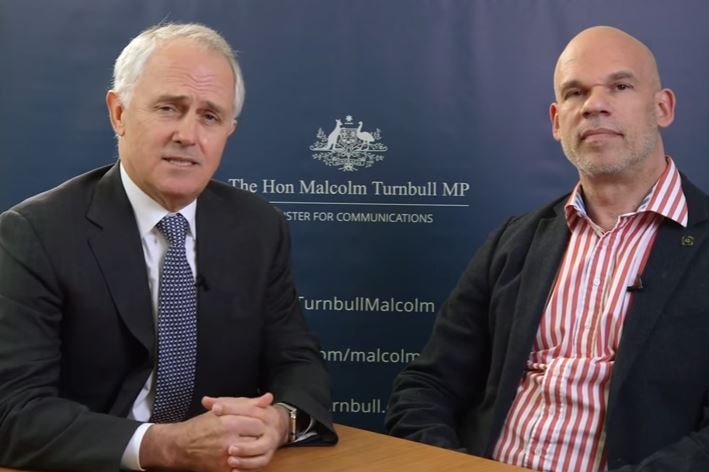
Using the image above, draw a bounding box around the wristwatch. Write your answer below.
[276,402,298,443]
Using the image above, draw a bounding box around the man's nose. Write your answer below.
[581,87,611,118]
[173,113,198,145]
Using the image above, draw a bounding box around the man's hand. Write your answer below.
[138,393,288,472]
[204,392,290,471]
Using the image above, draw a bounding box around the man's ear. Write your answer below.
[655,88,676,129]
[106,90,126,136]
[549,102,561,142]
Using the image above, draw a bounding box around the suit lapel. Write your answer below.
[493,204,571,436]
[194,187,223,299]
[193,186,230,330]
[193,184,249,320]
[507,206,569,366]
[85,165,154,354]
[610,176,709,397]
[190,186,238,411]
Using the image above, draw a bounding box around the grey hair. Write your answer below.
[112,23,245,118]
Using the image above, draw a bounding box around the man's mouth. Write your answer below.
[580,128,622,141]
[162,156,198,167]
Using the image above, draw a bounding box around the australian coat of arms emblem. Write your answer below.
[310,115,388,171]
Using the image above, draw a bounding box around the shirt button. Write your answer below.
[593,278,601,286]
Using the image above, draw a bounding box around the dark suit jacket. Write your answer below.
[386,174,709,471]
[0,164,336,472]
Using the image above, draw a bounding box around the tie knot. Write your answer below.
[156,213,188,246]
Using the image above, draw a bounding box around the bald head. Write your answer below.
[549,25,676,183]
[554,26,661,99]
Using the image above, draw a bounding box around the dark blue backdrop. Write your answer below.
[2,0,708,431]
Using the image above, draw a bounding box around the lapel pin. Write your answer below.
[680,235,695,247]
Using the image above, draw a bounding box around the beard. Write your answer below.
[561,132,658,178]
[560,104,660,178]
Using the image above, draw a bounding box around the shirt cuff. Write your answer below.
[294,415,317,443]
[275,402,317,443]
[120,423,153,471]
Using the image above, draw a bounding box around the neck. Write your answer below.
[580,154,667,231]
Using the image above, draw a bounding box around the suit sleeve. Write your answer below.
[607,430,709,472]
[385,219,513,450]
[260,213,337,444]
[0,209,139,471]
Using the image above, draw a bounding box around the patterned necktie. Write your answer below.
[151,213,198,423]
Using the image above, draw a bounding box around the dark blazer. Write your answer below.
[386,175,709,471]
[0,164,336,472]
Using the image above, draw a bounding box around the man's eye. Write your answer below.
[565,90,582,99]
[203,113,221,124]
[157,105,177,113]
[616,83,632,91]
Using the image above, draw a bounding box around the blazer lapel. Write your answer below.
[190,186,240,412]
[192,186,231,334]
[610,176,709,397]
[492,204,571,439]
[192,184,249,328]
[85,165,154,354]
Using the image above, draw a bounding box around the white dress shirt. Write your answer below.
[118,163,197,470]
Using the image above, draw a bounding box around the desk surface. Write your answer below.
[266,424,530,472]
[0,424,531,472]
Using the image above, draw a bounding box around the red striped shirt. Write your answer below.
[492,158,687,472]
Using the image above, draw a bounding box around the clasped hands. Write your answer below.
[140,392,290,472]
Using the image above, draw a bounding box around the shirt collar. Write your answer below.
[564,156,688,230]
[119,162,197,239]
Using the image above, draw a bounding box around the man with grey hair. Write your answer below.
[0,23,336,472]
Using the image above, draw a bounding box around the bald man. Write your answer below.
[387,26,709,472]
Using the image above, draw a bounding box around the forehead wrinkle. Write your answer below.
[560,70,637,89]
[153,94,229,117]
